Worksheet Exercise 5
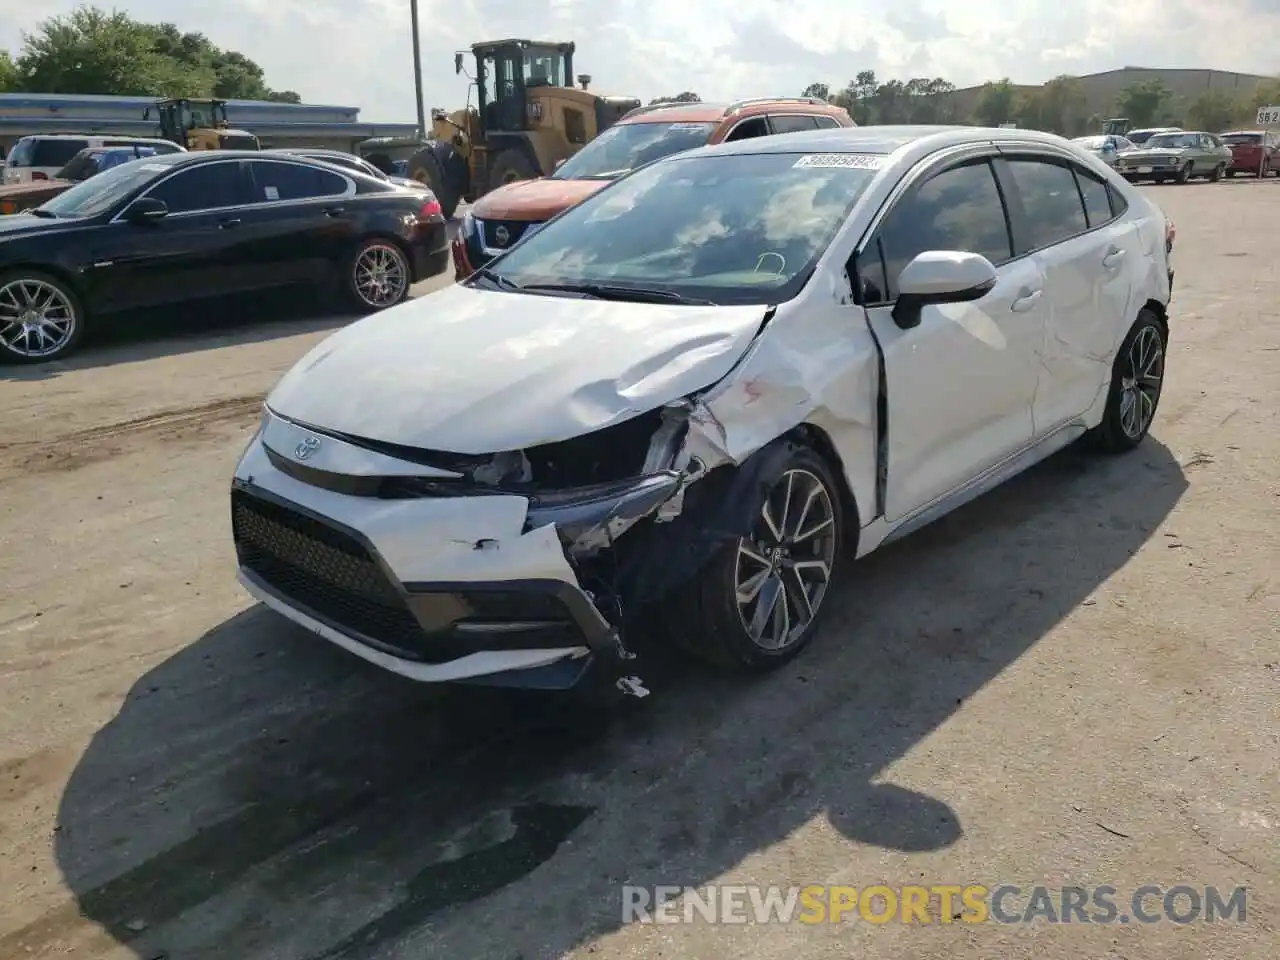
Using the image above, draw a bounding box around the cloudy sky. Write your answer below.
[0,0,1276,120]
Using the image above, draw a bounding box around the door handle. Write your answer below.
[1102,247,1125,268]
[218,218,242,229]
[1010,289,1042,313]
[323,207,345,217]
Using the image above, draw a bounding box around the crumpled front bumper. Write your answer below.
[231,410,677,687]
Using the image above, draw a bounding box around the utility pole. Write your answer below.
[409,0,427,140]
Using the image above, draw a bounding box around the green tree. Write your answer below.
[801,82,830,101]
[1016,75,1086,134]
[1115,80,1170,127]
[647,91,700,105]
[0,51,18,91]
[973,78,1018,126]
[13,5,299,101]
[903,77,956,123]
[1188,90,1243,132]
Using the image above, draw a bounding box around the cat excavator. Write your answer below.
[407,38,639,219]
[148,98,261,151]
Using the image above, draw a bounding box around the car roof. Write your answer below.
[618,98,849,125]
[1221,129,1263,135]
[692,124,1075,159]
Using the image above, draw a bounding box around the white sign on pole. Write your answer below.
[1256,105,1280,126]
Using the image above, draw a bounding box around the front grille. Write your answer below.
[232,489,587,661]
[479,219,535,250]
[232,489,427,654]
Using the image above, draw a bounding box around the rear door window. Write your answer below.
[31,139,90,167]
[768,114,820,134]
[1073,166,1114,228]
[1004,158,1088,250]
[812,115,841,129]
[247,160,348,201]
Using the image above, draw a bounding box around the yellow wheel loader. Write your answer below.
[149,98,261,151]
[408,39,640,219]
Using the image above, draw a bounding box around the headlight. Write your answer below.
[526,473,682,553]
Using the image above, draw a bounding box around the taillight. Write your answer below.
[31,171,47,181]
[419,198,442,218]
[1165,220,1176,254]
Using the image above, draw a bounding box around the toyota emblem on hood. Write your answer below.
[294,435,322,460]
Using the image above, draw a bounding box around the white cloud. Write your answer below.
[0,0,1276,120]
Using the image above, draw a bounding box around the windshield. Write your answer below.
[1144,133,1199,149]
[1221,133,1261,145]
[37,154,183,218]
[552,121,719,180]
[485,151,880,305]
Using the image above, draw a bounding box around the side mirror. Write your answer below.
[122,196,169,224]
[892,251,997,330]
[454,53,464,75]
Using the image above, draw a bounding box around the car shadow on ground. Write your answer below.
[34,439,1187,959]
[0,285,431,383]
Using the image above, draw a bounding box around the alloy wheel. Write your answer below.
[734,468,838,651]
[0,277,76,359]
[353,244,408,308]
[1119,325,1164,439]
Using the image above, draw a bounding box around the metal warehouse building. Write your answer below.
[0,92,419,154]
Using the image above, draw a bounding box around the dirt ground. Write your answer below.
[0,182,1276,960]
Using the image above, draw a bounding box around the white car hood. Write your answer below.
[266,282,768,453]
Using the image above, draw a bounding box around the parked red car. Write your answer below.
[1220,130,1279,177]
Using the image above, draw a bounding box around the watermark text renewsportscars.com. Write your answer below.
[622,884,1248,926]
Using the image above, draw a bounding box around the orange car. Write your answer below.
[452,96,854,279]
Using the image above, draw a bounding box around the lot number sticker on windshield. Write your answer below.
[793,153,884,169]
[667,123,707,130]
[138,164,169,172]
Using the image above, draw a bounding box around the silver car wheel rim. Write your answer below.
[0,278,76,358]
[354,244,408,308]
[734,468,837,651]
[1119,325,1164,439]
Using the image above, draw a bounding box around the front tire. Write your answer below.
[486,148,539,192]
[0,269,85,364]
[1087,310,1166,453]
[667,442,844,670]
[345,239,411,313]
[409,148,460,219]
[1175,163,1192,184]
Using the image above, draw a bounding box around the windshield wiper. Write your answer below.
[580,169,630,180]
[469,266,522,291]
[26,209,57,219]
[520,282,714,305]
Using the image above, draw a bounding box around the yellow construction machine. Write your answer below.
[407,39,640,218]
[149,98,261,151]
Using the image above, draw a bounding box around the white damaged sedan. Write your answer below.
[232,126,1174,693]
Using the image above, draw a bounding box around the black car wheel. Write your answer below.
[1209,163,1224,182]
[668,441,844,670]
[346,240,410,312]
[1087,310,1166,454]
[0,269,85,364]
[1174,163,1192,184]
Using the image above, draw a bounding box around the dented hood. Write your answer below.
[266,282,766,454]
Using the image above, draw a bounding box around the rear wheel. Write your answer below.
[345,239,410,313]
[1087,310,1166,453]
[0,269,85,364]
[667,442,844,670]
[487,148,539,192]
[1226,168,1236,178]
[1209,163,1224,182]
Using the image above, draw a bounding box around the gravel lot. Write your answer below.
[0,183,1276,960]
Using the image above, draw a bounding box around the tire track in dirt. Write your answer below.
[0,395,264,479]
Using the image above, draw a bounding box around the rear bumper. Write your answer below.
[410,219,451,281]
